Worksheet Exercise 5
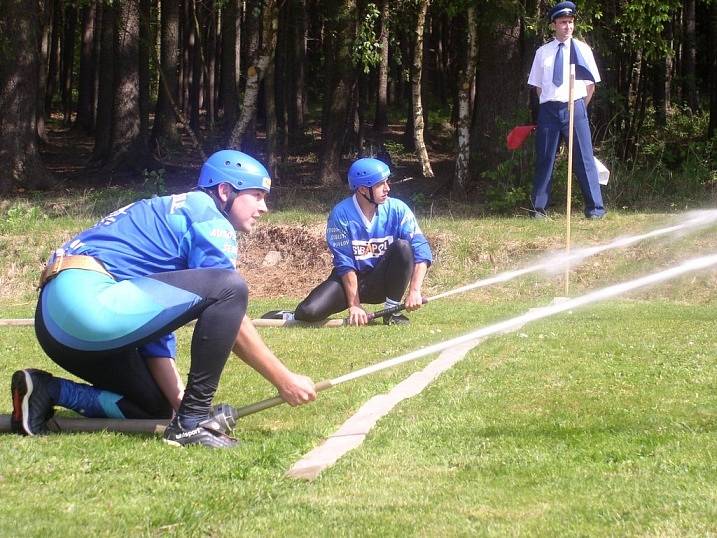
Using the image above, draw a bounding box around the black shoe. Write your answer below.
[260,310,295,320]
[203,403,239,433]
[11,369,56,436]
[383,313,410,326]
[163,416,239,448]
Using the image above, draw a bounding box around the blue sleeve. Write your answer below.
[326,209,356,276]
[397,205,432,266]
[184,219,238,269]
[139,333,177,359]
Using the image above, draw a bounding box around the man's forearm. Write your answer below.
[146,356,184,411]
[585,84,595,106]
[409,262,428,294]
[340,271,361,307]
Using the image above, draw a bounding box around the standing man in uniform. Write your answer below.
[285,157,432,326]
[11,150,317,448]
[528,1,606,219]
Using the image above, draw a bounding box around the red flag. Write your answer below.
[506,124,537,150]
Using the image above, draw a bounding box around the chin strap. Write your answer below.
[201,187,238,220]
[358,187,378,206]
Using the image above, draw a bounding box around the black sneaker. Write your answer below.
[203,403,239,433]
[163,416,238,448]
[260,310,295,320]
[11,369,56,436]
[383,313,410,326]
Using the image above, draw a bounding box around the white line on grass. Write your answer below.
[286,252,717,480]
[285,339,484,480]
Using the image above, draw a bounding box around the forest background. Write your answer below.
[0,0,715,212]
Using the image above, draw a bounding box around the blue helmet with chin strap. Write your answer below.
[198,150,272,193]
[347,158,391,191]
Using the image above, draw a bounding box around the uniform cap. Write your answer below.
[548,1,576,21]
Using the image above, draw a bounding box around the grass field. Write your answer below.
[1,194,716,536]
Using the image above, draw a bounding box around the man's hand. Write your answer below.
[347,305,369,326]
[277,372,317,406]
[404,290,424,311]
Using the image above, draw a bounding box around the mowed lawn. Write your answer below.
[1,201,716,536]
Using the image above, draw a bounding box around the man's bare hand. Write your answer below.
[348,305,369,326]
[277,372,317,406]
[404,290,424,311]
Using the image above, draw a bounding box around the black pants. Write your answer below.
[35,269,248,419]
[294,239,413,322]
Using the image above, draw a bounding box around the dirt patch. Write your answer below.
[236,224,333,298]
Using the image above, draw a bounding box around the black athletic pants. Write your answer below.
[294,239,413,322]
[35,269,248,419]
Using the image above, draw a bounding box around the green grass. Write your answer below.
[1,193,717,536]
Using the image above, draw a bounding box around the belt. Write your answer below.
[39,252,113,289]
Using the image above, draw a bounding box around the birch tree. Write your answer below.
[453,5,478,191]
[228,0,279,149]
[411,0,434,177]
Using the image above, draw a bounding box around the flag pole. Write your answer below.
[564,63,576,296]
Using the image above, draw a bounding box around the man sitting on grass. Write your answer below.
[266,157,432,326]
[11,150,316,448]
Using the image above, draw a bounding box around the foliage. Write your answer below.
[598,108,717,208]
[141,168,167,197]
[351,3,381,73]
[615,0,680,60]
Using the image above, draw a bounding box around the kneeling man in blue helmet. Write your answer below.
[293,158,432,326]
[11,150,317,448]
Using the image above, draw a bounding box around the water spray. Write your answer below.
[2,210,716,329]
[3,251,715,435]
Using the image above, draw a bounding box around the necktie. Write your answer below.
[552,42,564,87]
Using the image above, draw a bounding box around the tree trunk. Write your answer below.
[453,6,478,192]
[60,2,77,124]
[138,0,151,141]
[372,0,389,133]
[682,0,698,112]
[709,0,717,138]
[91,2,115,162]
[202,0,217,132]
[36,0,53,142]
[228,0,279,150]
[106,0,150,170]
[265,51,278,179]
[411,0,434,177]
[152,0,181,151]
[0,0,53,193]
[92,2,103,121]
[318,0,357,186]
[76,0,97,133]
[469,14,525,177]
[45,0,61,116]
[220,0,239,130]
[287,0,307,140]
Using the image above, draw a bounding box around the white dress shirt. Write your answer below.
[528,37,601,104]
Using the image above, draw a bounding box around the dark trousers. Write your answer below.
[532,99,605,217]
[36,269,248,419]
[294,239,414,322]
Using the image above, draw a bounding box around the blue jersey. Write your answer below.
[54,191,237,279]
[48,191,237,358]
[326,196,432,276]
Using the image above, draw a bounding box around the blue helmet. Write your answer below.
[347,158,391,191]
[197,150,271,193]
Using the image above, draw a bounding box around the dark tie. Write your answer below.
[552,43,564,87]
